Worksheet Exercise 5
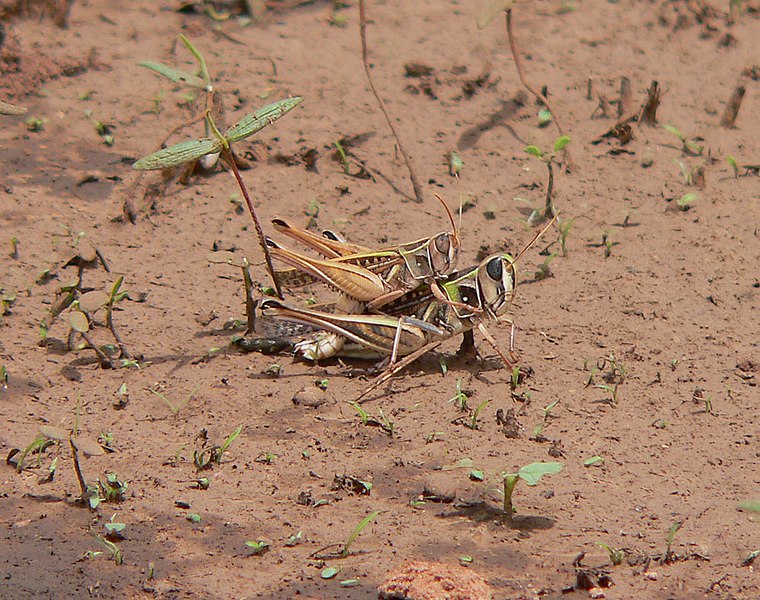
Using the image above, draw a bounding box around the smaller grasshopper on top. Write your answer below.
[269,194,461,310]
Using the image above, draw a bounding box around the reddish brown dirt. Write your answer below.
[1,1,759,598]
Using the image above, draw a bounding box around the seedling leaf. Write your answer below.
[584,455,604,467]
[138,61,205,88]
[342,509,381,557]
[69,310,90,333]
[525,145,544,159]
[677,193,698,210]
[39,425,69,441]
[133,138,222,170]
[72,436,106,456]
[517,461,563,485]
[224,97,304,144]
[321,567,339,579]
[738,500,760,513]
[554,135,571,153]
[477,0,515,29]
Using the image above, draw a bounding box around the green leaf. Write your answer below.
[663,124,684,141]
[69,310,90,333]
[677,193,698,209]
[476,0,515,30]
[342,510,381,557]
[517,462,563,485]
[584,455,604,467]
[138,61,206,88]
[469,469,485,481]
[187,513,202,523]
[537,108,553,126]
[525,145,544,159]
[340,579,359,587]
[321,567,339,579]
[133,138,221,170]
[224,97,304,144]
[738,500,760,513]
[554,135,572,153]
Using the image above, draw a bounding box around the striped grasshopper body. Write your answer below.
[269,195,460,309]
[257,252,517,367]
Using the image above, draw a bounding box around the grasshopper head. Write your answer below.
[477,253,516,318]
[428,231,460,277]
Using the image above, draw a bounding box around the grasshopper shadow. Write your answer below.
[436,501,556,531]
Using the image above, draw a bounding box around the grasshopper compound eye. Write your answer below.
[486,256,503,281]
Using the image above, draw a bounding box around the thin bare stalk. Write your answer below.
[80,331,113,368]
[359,0,424,203]
[69,439,88,502]
[106,306,131,359]
[221,146,283,299]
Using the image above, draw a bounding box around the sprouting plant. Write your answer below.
[524,135,571,221]
[499,462,563,522]
[448,378,470,411]
[466,399,490,430]
[596,542,625,566]
[534,252,556,281]
[313,510,382,560]
[341,510,381,558]
[0,365,8,389]
[193,424,243,471]
[677,193,698,211]
[255,452,277,465]
[134,35,303,299]
[663,521,684,563]
[557,216,575,256]
[595,383,619,405]
[91,534,123,565]
[245,540,270,556]
[663,124,703,156]
[727,156,740,178]
[333,140,351,174]
[25,116,44,131]
[99,473,128,503]
[149,385,200,416]
[104,514,127,541]
[448,150,464,176]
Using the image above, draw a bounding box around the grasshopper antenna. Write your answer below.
[513,213,558,265]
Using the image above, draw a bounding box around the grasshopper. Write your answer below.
[269,194,461,310]
[255,217,555,399]
[258,252,517,396]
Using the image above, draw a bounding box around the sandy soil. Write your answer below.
[1,0,759,598]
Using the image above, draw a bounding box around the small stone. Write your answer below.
[644,572,658,580]
[589,587,606,599]
[292,387,327,408]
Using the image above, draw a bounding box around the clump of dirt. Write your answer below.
[378,559,493,600]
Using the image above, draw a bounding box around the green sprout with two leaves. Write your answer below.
[500,462,563,523]
[133,35,303,300]
[524,135,571,222]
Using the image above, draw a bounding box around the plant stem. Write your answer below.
[221,146,283,300]
[503,475,518,522]
[70,438,88,503]
[504,9,572,169]
[544,160,554,218]
[359,0,424,203]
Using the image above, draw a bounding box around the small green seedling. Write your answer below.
[663,124,703,156]
[448,378,470,412]
[557,216,575,256]
[105,514,127,541]
[0,365,8,389]
[245,540,269,556]
[135,35,303,299]
[193,424,243,471]
[313,510,382,559]
[150,385,200,416]
[99,472,128,503]
[25,116,44,131]
[448,150,464,176]
[677,193,698,211]
[533,252,556,281]
[584,455,605,467]
[727,156,740,178]
[466,399,490,430]
[595,383,619,405]
[92,534,123,565]
[596,542,625,566]
[524,135,571,220]
[663,521,683,563]
[500,462,563,522]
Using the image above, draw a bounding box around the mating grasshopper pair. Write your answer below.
[250,197,552,399]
